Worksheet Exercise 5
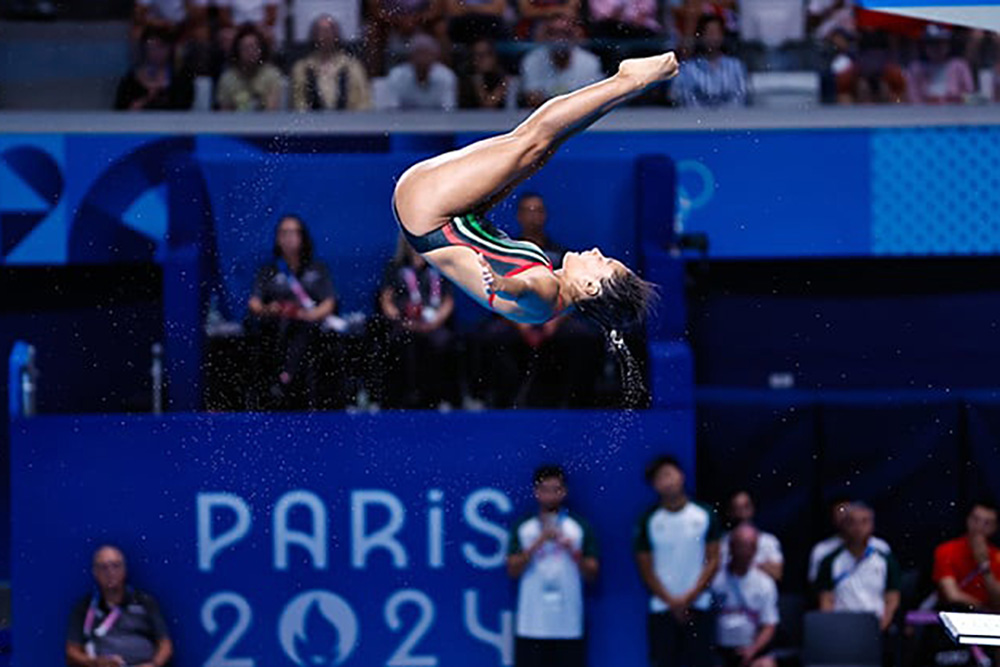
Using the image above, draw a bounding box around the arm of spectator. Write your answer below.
[263,70,286,111]
[350,61,373,110]
[818,590,835,610]
[682,539,720,606]
[881,590,900,632]
[579,555,600,581]
[757,560,783,582]
[379,287,402,320]
[67,644,126,667]
[745,623,777,663]
[636,552,679,607]
[806,0,846,33]
[427,291,455,329]
[507,527,557,578]
[938,576,983,608]
[300,298,335,322]
[290,62,309,111]
[733,61,749,107]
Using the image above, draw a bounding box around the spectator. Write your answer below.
[907,25,975,104]
[635,455,722,667]
[372,235,457,408]
[217,0,281,47]
[247,215,337,409]
[383,33,458,110]
[216,23,286,111]
[446,0,509,44]
[132,0,206,43]
[459,38,514,109]
[115,27,194,111]
[587,0,661,40]
[291,15,372,111]
[808,496,891,584]
[519,16,603,108]
[507,465,599,667]
[66,545,173,667]
[671,15,748,108]
[807,0,855,43]
[932,501,1000,611]
[517,0,582,27]
[364,0,446,75]
[816,502,901,632]
[719,490,784,582]
[712,523,779,667]
[470,192,605,408]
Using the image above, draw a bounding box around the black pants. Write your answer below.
[648,610,715,667]
[515,637,586,667]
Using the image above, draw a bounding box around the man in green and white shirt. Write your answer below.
[634,455,722,667]
[816,502,901,632]
[507,465,599,667]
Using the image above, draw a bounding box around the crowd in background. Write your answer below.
[69,456,1000,667]
[111,0,1000,111]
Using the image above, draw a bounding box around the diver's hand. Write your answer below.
[478,254,518,301]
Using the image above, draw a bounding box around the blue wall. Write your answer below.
[11,409,693,667]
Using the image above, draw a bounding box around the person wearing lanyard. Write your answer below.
[711,523,779,667]
[816,502,901,632]
[66,546,173,667]
[507,465,599,667]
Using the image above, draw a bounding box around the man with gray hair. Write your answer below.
[66,545,173,667]
[384,33,458,110]
[816,502,901,632]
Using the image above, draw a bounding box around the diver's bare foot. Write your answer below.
[617,52,679,88]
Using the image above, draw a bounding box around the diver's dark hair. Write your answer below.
[272,214,314,267]
[533,464,567,487]
[575,270,658,334]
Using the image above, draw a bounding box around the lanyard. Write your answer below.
[723,572,760,622]
[277,260,317,309]
[83,592,124,639]
[833,545,874,587]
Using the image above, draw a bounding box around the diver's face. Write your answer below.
[563,248,624,288]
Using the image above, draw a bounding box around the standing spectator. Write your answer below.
[587,0,661,39]
[719,490,784,583]
[907,25,975,104]
[932,501,1000,611]
[671,15,748,108]
[519,16,603,108]
[459,38,514,109]
[816,502,901,632]
[217,0,281,47]
[291,15,372,111]
[507,465,599,667]
[373,236,457,408]
[383,33,459,110]
[446,0,509,44]
[364,0,445,75]
[115,27,195,111]
[635,455,722,667]
[247,215,337,410]
[216,23,286,111]
[712,524,780,667]
[808,497,891,584]
[66,545,173,667]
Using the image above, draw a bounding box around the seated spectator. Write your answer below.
[365,0,446,75]
[217,0,281,47]
[371,236,457,408]
[507,465,599,667]
[247,215,337,410]
[670,0,739,51]
[816,502,901,632]
[469,192,605,408]
[933,501,1000,611]
[459,38,514,109]
[588,0,661,40]
[809,496,891,584]
[115,27,195,111]
[671,15,748,108]
[712,523,779,667]
[907,25,975,104]
[840,29,907,104]
[66,545,173,667]
[216,23,286,111]
[383,33,458,110]
[719,490,784,582]
[519,16,603,108]
[446,0,509,44]
[291,15,371,111]
[517,0,582,29]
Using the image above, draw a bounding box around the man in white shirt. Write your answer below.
[712,523,779,667]
[816,502,901,631]
[519,16,603,108]
[384,33,458,110]
[635,455,721,667]
[507,465,599,667]
[808,497,891,584]
[720,490,784,582]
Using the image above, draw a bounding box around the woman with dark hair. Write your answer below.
[115,27,194,111]
[216,23,285,111]
[248,215,337,409]
[393,53,671,340]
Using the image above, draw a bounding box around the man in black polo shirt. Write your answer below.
[66,545,173,667]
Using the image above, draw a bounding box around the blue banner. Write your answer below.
[11,410,694,667]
